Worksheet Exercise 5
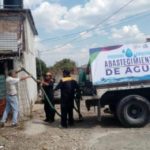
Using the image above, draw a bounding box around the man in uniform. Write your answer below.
[55,70,78,128]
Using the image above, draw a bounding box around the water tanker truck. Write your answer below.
[88,42,150,127]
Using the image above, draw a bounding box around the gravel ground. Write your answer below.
[0,102,150,150]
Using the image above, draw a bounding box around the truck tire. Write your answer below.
[117,95,150,127]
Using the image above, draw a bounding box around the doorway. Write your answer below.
[0,58,14,116]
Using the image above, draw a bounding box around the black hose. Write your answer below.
[21,68,62,117]
[74,95,83,120]
[21,67,83,119]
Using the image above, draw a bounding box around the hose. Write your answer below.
[21,67,62,117]
[74,98,83,120]
[20,67,83,119]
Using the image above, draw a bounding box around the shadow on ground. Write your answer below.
[31,114,122,129]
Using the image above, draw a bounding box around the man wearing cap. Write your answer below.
[0,70,30,127]
[55,69,79,128]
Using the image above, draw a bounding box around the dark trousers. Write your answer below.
[61,105,74,127]
[44,99,55,121]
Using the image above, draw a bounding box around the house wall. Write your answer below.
[16,15,37,117]
[14,59,31,117]
[0,19,20,33]
[0,12,38,117]
[24,15,37,101]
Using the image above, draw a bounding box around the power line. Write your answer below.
[39,9,150,50]
[38,0,136,53]
[44,12,150,47]
[40,25,150,54]
[40,32,150,55]
[40,8,150,53]
[66,12,150,45]
[37,0,136,44]
[38,30,84,43]
[86,0,136,31]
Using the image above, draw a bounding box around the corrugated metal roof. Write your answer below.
[0,32,18,52]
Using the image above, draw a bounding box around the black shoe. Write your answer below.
[48,120,55,123]
[68,122,74,126]
[43,119,50,122]
[44,119,55,123]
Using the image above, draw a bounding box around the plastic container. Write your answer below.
[4,0,23,9]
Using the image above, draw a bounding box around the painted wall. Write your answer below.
[17,16,37,117]
[0,11,37,117]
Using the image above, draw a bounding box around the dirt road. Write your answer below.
[0,103,150,150]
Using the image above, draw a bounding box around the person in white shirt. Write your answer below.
[0,70,30,127]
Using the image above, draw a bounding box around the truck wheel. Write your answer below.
[117,95,150,127]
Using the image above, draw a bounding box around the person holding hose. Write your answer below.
[55,69,79,128]
[0,70,31,127]
[39,72,55,123]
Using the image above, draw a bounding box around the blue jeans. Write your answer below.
[1,95,19,124]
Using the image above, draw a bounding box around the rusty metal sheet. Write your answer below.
[0,32,18,52]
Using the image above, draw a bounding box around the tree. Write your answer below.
[49,59,76,74]
[36,58,48,79]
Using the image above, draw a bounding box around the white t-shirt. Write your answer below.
[6,76,20,95]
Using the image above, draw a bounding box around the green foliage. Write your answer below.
[36,58,48,79]
[50,59,76,74]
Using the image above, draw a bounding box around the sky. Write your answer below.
[1,0,150,67]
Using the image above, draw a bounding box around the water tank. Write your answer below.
[4,0,23,9]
